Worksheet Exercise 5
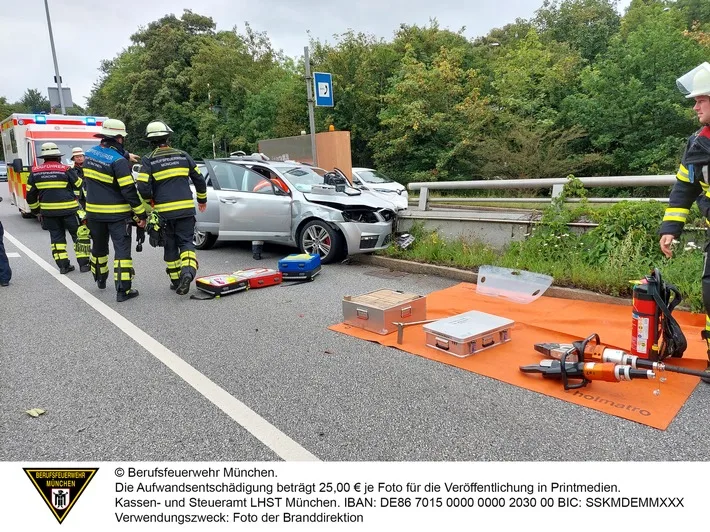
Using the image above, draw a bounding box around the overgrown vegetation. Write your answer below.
[384,181,706,311]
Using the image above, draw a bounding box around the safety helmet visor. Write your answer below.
[677,62,710,98]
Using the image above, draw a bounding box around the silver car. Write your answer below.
[193,158,398,263]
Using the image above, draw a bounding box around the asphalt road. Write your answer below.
[2,191,710,462]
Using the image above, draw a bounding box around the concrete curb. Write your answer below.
[351,255,632,306]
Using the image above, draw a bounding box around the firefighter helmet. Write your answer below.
[38,142,63,158]
[677,62,710,98]
[94,118,128,138]
[71,147,85,160]
[145,120,173,139]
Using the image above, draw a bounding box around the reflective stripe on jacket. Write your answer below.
[137,146,207,220]
[26,161,80,217]
[84,144,146,222]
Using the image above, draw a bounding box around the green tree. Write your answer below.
[535,0,621,61]
[561,4,710,173]
[19,89,50,113]
[371,46,492,182]
[490,29,583,123]
[310,31,400,166]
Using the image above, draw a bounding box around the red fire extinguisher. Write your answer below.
[630,269,686,361]
[631,278,661,360]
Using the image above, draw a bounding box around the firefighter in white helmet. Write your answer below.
[659,62,710,382]
[136,120,207,295]
[26,142,89,274]
[83,118,147,302]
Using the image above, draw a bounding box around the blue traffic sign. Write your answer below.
[313,72,334,107]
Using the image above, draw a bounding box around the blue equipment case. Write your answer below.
[278,253,322,281]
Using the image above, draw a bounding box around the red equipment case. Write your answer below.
[233,267,283,289]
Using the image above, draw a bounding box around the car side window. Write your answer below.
[248,172,276,195]
[211,161,247,191]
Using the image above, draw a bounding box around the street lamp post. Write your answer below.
[43,0,66,114]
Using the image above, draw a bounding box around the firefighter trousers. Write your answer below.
[42,214,89,270]
[88,218,134,293]
[163,216,198,286]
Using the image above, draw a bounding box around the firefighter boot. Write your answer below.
[701,331,710,384]
[252,241,263,260]
[116,289,140,302]
[59,265,75,274]
[175,273,193,295]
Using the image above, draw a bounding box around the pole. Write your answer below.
[304,46,318,167]
[44,0,66,114]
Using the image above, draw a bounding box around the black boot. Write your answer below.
[175,274,192,295]
[80,264,91,273]
[116,289,139,302]
[59,265,75,274]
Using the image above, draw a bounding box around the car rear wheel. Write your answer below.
[299,220,342,264]
[194,229,217,250]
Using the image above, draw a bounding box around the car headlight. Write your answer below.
[374,188,394,193]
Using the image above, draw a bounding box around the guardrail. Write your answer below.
[407,175,676,210]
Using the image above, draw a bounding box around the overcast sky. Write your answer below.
[3,0,632,109]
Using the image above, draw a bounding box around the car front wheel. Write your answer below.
[194,229,217,250]
[299,220,342,264]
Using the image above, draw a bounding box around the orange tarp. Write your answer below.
[329,283,707,430]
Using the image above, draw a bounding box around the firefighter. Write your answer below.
[83,118,147,302]
[25,142,90,274]
[659,62,710,382]
[136,120,207,295]
[70,147,86,208]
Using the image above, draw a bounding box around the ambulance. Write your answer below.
[1,113,108,217]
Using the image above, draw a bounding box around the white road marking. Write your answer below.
[6,252,20,257]
[4,231,319,462]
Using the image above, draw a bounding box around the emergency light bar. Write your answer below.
[35,115,47,124]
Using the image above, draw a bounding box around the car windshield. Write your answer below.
[274,165,326,193]
[33,140,101,166]
[356,170,394,184]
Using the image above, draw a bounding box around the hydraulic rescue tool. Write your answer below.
[535,333,710,380]
[519,359,656,390]
[521,333,657,390]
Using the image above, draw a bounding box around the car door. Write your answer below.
[204,160,292,241]
[193,163,220,235]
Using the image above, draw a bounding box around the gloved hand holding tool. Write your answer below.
[132,214,146,252]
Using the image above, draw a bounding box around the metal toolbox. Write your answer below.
[342,289,427,335]
[423,310,514,358]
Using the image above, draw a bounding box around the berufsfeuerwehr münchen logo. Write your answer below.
[23,468,98,524]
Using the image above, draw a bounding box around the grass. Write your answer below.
[383,221,705,312]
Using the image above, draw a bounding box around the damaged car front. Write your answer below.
[273,164,398,261]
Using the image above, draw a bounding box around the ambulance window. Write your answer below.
[9,129,17,154]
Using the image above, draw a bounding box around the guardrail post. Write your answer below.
[551,184,564,198]
[417,187,429,211]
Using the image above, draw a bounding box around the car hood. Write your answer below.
[365,182,406,193]
[304,190,398,210]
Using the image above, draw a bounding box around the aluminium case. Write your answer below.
[342,289,427,335]
[423,310,514,358]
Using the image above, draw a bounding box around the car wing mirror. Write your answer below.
[12,158,23,173]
